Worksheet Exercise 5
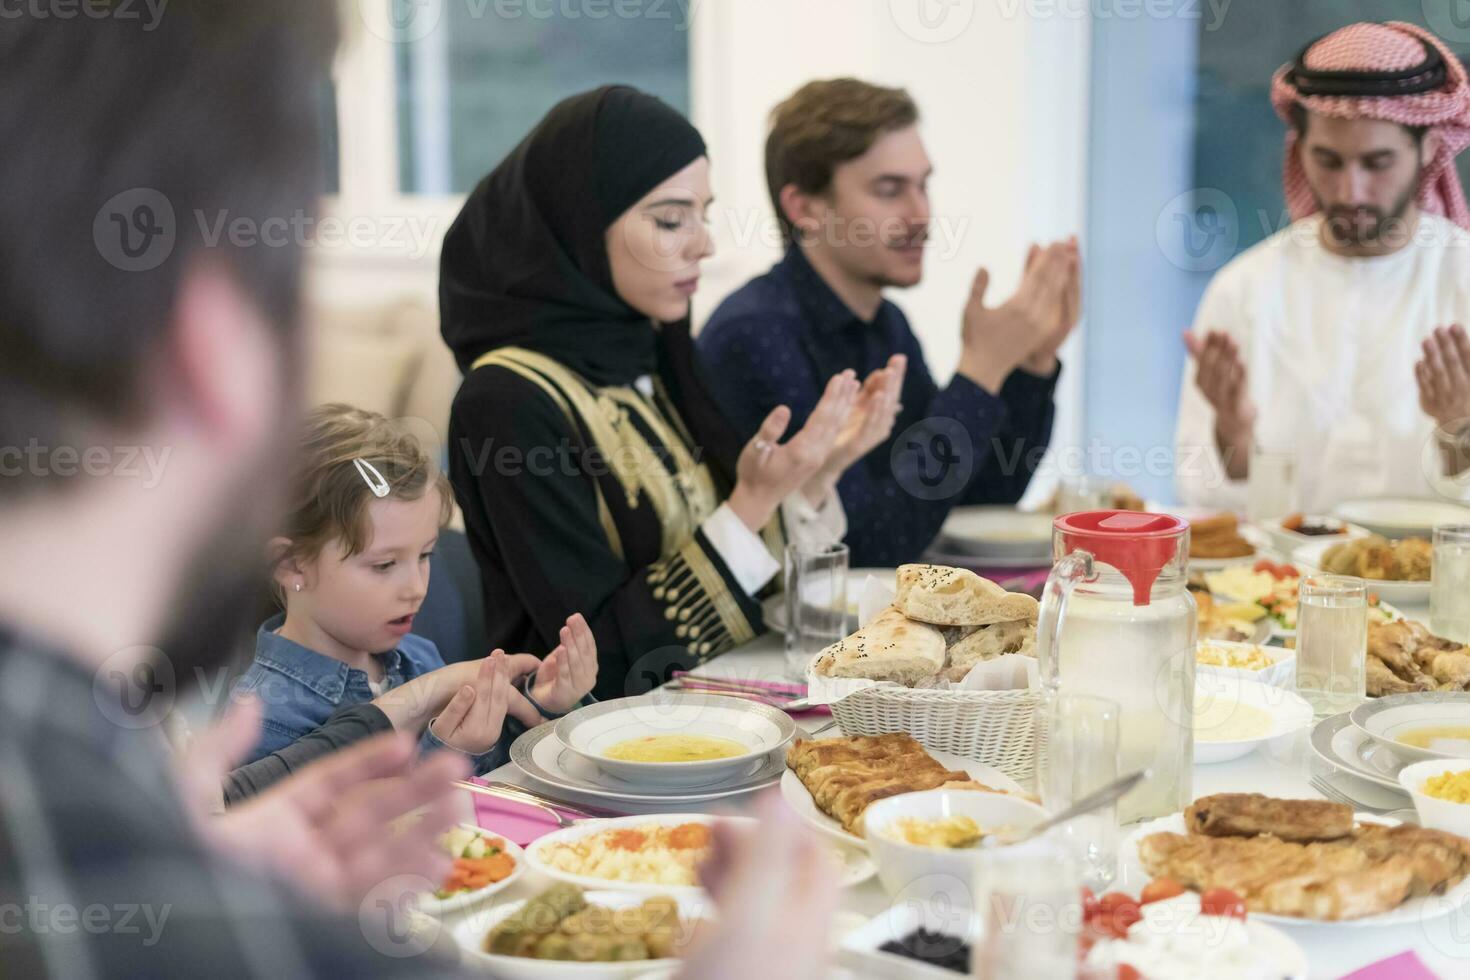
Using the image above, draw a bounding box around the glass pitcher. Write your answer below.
[1035,511,1196,824]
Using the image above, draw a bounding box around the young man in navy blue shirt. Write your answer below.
[699,78,1080,566]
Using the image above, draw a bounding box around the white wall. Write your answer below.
[307,0,1091,497]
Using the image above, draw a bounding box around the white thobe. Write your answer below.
[1175,213,1470,511]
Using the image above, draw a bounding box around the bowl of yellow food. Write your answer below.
[555,693,796,789]
[860,789,1047,899]
[1195,640,1295,689]
[1193,677,1314,764]
[1351,692,1470,765]
[1399,760,1470,838]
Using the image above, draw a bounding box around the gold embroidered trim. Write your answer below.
[469,350,624,561]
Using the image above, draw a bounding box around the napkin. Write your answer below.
[470,794,610,847]
[1338,952,1437,980]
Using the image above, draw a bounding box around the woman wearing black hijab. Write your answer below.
[441,86,902,698]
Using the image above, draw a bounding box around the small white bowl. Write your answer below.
[453,889,714,979]
[1195,640,1296,689]
[1193,677,1314,764]
[1399,759,1470,837]
[554,693,795,789]
[860,789,1048,901]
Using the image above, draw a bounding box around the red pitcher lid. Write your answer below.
[1054,510,1189,605]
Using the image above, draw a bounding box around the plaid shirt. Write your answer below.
[0,630,464,978]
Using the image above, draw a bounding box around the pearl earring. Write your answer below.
[294,582,302,593]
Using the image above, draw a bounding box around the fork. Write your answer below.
[1309,775,1417,821]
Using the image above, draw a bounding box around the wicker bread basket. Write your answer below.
[828,685,1042,783]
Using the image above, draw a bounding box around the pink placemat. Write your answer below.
[471,794,602,847]
[1339,952,1437,980]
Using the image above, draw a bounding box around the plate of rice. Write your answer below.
[526,814,754,897]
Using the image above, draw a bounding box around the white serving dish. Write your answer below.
[1195,639,1296,689]
[1334,497,1470,540]
[453,889,713,979]
[524,813,751,897]
[413,824,525,916]
[861,788,1048,900]
[509,724,785,804]
[836,898,982,980]
[1399,758,1470,837]
[1121,811,1470,926]
[780,747,1027,847]
[1193,677,1314,764]
[1258,515,1370,554]
[1083,895,1307,979]
[1351,691,1470,764]
[1291,538,1431,606]
[554,693,795,789]
[937,505,1054,561]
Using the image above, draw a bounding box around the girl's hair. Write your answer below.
[277,403,453,579]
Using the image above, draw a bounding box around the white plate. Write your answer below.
[555,694,795,789]
[1351,692,1470,764]
[1310,712,1410,793]
[1260,516,1371,554]
[837,901,983,980]
[413,824,525,916]
[453,889,712,979]
[1193,677,1313,764]
[1292,538,1431,605]
[780,747,1027,847]
[509,724,785,804]
[1335,497,1470,540]
[1195,640,1296,689]
[525,813,751,897]
[764,568,897,632]
[938,506,1054,560]
[1120,811,1470,926]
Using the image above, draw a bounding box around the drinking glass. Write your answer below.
[1058,475,1110,515]
[1296,574,1368,719]
[1431,525,1470,644]
[972,837,1082,979]
[1035,693,1121,890]
[1247,447,1297,522]
[783,542,848,680]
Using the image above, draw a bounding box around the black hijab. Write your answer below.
[440,85,744,484]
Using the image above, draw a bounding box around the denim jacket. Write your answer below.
[234,614,520,775]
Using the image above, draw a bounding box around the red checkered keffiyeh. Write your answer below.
[1271,21,1470,230]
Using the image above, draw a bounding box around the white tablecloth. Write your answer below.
[456,624,1470,979]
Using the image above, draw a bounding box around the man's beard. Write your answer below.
[1321,182,1417,247]
[151,462,288,699]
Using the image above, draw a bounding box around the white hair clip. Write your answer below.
[353,458,391,498]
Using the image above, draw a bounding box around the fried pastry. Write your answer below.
[1185,793,1352,842]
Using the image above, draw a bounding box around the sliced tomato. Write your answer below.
[1140,877,1185,905]
[1080,886,1099,918]
[1200,887,1247,919]
[1117,967,1142,980]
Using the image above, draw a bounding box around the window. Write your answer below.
[392,1,691,194]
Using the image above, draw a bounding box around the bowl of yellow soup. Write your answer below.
[1351,692,1470,765]
[555,693,797,789]
[1193,677,1314,764]
[1399,760,1470,837]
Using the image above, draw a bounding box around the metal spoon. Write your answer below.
[982,769,1149,848]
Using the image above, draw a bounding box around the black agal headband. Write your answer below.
[1285,35,1448,98]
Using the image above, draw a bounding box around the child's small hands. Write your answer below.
[529,613,598,716]
[430,649,510,755]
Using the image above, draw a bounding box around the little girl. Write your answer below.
[234,404,598,773]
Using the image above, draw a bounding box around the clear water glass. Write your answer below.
[972,837,1081,979]
[783,542,848,680]
[1247,448,1297,522]
[1431,525,1470,644]
[1036,693,1121,890]
[1296,574,1367,719]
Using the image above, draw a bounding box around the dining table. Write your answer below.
[448,607,1470,979]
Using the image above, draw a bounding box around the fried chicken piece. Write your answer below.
[1395,538,1433,581]
[1431,651,1470,689]
[1367,654,1432,696]
[1355,542,1396,580]
[1368,621,1422,677]
[1350,824,1470,897]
